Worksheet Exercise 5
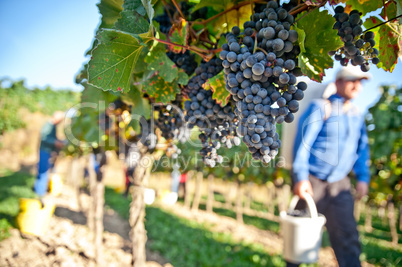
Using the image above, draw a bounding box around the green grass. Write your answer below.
[0,170,37,240]
[104,187,288,267]
[186,193,402,266]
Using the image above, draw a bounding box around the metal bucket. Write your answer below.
[280,193,326,264]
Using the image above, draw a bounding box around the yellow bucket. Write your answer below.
[48,173,63,196]
[16,198,55,236]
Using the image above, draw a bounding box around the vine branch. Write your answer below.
[363,14,402,33]
[294,1,327,23]
[152,37,221,60]
[171,0,185,19]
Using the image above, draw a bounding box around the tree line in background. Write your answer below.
[0,79,80,135]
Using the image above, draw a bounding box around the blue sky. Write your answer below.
[0,0,401,112]
[0,0,100,91]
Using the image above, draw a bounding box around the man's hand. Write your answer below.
[55,140,64,149]
[355,181,369,199]
[293,180,313,199]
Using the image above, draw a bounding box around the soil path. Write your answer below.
[0,185,171,267]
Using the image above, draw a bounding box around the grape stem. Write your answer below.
[294,1,327,23]
[289,3,309,16]
[192,0,265,25]
[171,0,185,19]
[255,47,268,56]
[363,14,402,33]
[152,37,221,60]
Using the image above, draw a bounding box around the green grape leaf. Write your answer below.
[294,9,343,82]
[144,75,180,104]
[203,71,230,106]
[168,18,189,53]
[398,1,402,24]
[215,3,252,34]
[145,45,179,82]
[85,0,124,57]
[122,85,151,119]
[380,1,397,20]
[97,0,124,30]
[122,0,146,16]
[193,0,225,12]
[141,0,154,21]
[177,70,189,85]
[132,46,149,74]
[345,0,382,17]
[88,29,148,92]
[364,17,401,72]
[80,82,119,110]
[295,26,306,54]
[115,10,150,35]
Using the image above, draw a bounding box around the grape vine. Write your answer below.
[80,0,401,168]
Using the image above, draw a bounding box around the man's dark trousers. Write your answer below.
[288,176,361,267]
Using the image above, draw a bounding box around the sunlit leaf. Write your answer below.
[177,70,189,85]
[80,82,119,109]
[141,0,154,21]
[97,0,124,30]
[203,71,230,106]
[115,10,150,35]
[168,18,189,53]
[122,0,146,16]
[364,17,401,72]
[122,85,151,119]
[88,29,149,92]
[145,45,179,83]
[144,75,180,104]
[294,9,343,82]
[345,0,382,17]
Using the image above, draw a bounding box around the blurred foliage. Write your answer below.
[0,79,80,135]
[366,85,402,204]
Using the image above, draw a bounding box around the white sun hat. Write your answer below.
[335,65,372,81]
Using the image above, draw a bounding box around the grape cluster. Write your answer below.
[183,58,241,167]
[167,51,198,76]
[220,0,307,163]
[155,94,189,143]
[329,6,380,72]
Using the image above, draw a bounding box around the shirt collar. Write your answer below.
[328,93,346,103]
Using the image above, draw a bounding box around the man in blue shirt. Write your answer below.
[291,66,371,267]
[34,111,65,196]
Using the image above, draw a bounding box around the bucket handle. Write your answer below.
[287,193,318,219]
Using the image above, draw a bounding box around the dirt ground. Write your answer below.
[0,184,171,267]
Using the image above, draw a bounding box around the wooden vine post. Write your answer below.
[387,201,399,247]
[235,179,244,224]
[86,153,96,234]
[266,182,275,215]
[129,142,154,267]
[191,171,203,212]
[364,201,373,233]
[94,169,105,265]
[184,170,193,209]
[206,174,214,213]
